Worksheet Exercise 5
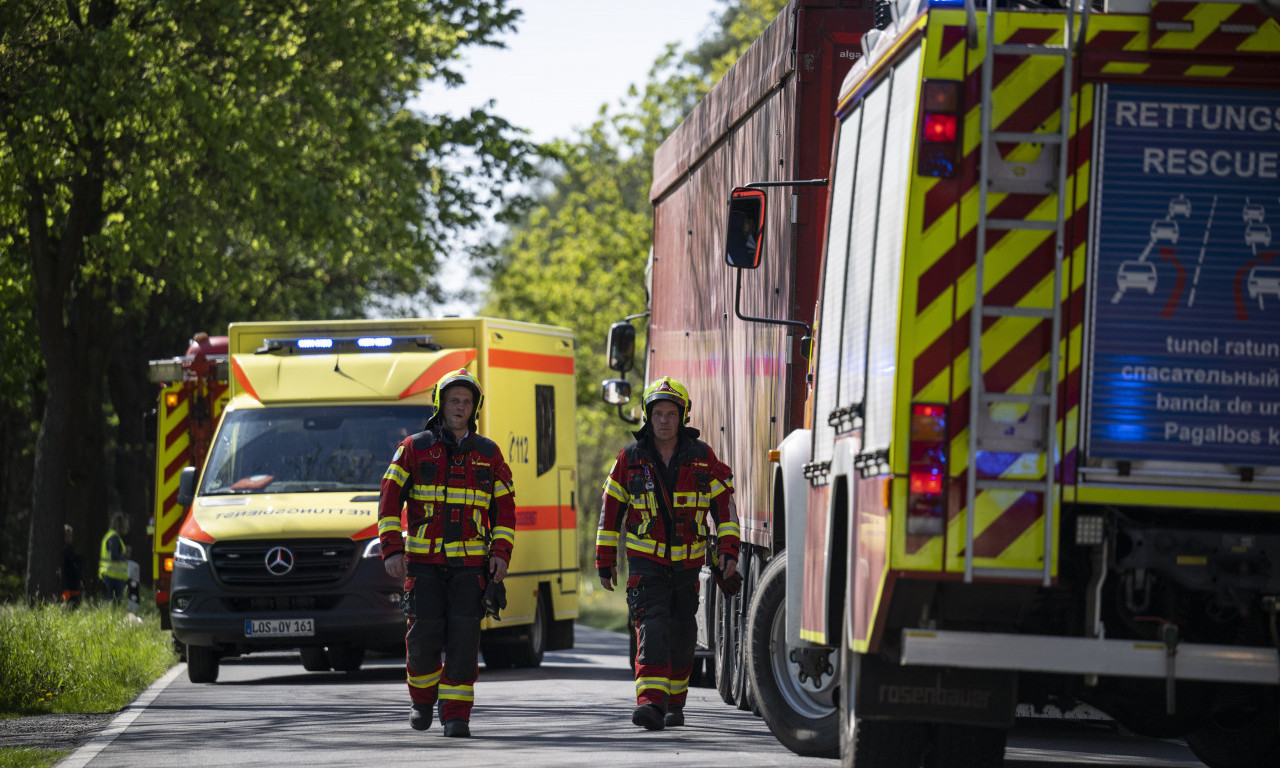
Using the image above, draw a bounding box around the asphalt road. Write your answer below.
[55,625,1208,768]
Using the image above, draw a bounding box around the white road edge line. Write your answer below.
[57,664,185,768]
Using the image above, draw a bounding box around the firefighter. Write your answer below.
[378,368,516,738]
[597,376,740,730]
[98,513,129,602]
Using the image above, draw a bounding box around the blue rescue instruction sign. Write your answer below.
[1088,84,1280,467]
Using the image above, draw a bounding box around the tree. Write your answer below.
[1,0,538,601]
[481,0,788,562]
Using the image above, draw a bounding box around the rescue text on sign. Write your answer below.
[244,618,315,638]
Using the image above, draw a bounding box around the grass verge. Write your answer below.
[575,567,629,633]
[0,748,69,768]
[0,601,175,715]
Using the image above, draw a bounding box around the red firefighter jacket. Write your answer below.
[596,429,739,571]
[378,427,516,568]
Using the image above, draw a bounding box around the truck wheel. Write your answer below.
[300,646,331,671]
[510,592,547,668]
[1186,690,1280,768]
[923,724,1006,768]
[186,645,219,684]
[715,577,744,706]
[839,635,928,768]
[747,555,839,757]
[327,644,365,672]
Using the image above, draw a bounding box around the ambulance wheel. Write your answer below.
[748,555,838,757]
[480,639,515,669]
[300,646,331,671]
[186,645,219,684]
[511,592,547,668]
[1186,688,1280,768]
[327,644,365,672]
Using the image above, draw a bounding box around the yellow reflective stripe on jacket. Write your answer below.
[710,477,732,497]
[717,521,741,539]
[596,529,619,548]
[409,486,445,503]
[384,464,409,485]
[672,490,710,508]
[494,479,513,499]
[604,476,627,504]
[377,516,403,537]
[443,540,489,558]
[491,526,516,546]
[623,533,706,562]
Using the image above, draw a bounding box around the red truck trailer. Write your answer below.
[602,0,875,756]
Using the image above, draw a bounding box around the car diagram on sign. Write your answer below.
[1247,265,1280,309]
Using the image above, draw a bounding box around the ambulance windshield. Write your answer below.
[199,404,431,494]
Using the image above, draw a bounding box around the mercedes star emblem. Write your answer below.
[264,546,295,576]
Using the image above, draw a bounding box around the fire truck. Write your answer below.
[603,0,875,752]
[718,0,1280,766]
[152,318,579,683]
[149,332,231,632]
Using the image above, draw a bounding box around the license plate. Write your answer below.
[244,618,315,637]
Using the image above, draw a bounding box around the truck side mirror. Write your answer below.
[177,466,198,507]
[725,187,766,269]
[606,321,636,373]
[602,378,632,405]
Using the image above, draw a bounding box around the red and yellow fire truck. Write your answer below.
[719,0,1280,765]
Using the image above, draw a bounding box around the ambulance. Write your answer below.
[160,318,579,683]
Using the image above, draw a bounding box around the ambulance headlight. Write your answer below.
[174,537,208,565]
[363,539,383,559]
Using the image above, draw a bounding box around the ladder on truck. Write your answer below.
[965,0,1091,585]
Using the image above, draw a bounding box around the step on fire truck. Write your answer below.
[717,0,1280,765]
[151,318,579,683]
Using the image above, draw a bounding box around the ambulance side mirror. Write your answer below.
[176,466,198,507]
[725,187,766,270]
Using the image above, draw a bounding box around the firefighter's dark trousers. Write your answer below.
[627,557,700,711]
[403,564,485,723]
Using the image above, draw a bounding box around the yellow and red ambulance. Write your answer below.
[154,318,578,683]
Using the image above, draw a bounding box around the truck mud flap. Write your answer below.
[855,655,1016,729]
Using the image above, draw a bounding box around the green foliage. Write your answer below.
[0,602,175,715]
[0,0,543,599]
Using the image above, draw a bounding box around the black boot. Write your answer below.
[664,707,684,727]
[442,719,471,738]
[409,703,432,731]
[631,703,665,731]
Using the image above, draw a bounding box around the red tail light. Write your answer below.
[917,80,961,179]
[907,403,947,535]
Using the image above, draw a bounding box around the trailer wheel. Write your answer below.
[714,572,744,706]
[1186,689,1280,768]
[747,555,838,757]
[327,644,365,672]
[186,645,219,684]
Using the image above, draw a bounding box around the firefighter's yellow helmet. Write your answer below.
[643,376,691,424]
[430,368,483,425]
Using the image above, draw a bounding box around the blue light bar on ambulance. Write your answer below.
[256,334,441,355]
[296,337,334,350]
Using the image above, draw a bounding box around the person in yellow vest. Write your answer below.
[99,513,129,602]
